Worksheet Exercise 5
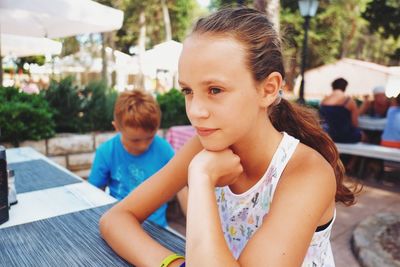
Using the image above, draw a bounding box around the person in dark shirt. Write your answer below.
[320,78,362,143]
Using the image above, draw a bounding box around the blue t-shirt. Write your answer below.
[88,134,174,227]
[382,106,400,142]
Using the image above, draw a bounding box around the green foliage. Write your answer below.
[156,89,190,128]
[169,0,199,42]
[104,0,199,53]
[61,37,80,57]
[14,55,46,71]
[305,99,320,110]
[209,0,253,9]
[362,0,400,39]
[44,76,84,133]
[44,77,118,134]
[81,80,118,132]
[0,87,55,146]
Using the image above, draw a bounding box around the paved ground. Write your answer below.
[332,177,400,267]
[167,175,400,267]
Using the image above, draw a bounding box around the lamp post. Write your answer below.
[298,0,319,104]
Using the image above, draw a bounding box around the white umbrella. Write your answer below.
[0,0,123,85]
[0,0,123,38]
[1,34,62,57]
[143,40,183,76]
[303,58,400,100]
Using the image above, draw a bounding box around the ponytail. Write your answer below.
[269,99,359,206]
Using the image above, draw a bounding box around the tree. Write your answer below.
[362,0,400,39]
[61,37,80,57]
[210,0,252,10]
[169,0,199,42]
[162,0,172,41]
[14,56,46,73]
[254,0,280,32]
[111,0,199,53]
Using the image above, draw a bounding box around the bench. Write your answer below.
[335,142,400,178]
[335,143,400,162]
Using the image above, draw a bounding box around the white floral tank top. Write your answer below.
[215,132,336,266]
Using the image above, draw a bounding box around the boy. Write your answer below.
[89,90,174,227]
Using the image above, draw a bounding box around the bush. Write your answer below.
[156,89,190,128]
[44,76,84,133]
[304,99,320,110]
[0,86,55,146]
[81,80,118,132]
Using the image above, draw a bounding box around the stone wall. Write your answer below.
[4,132,114,179]
[4,130,167,179]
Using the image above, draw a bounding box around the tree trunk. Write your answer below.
[254,0,280,33]
[137,9,147,90]
[161,0,172,41]
[285,51,298,92]
[101,33,109,86]
[340,4,359,59]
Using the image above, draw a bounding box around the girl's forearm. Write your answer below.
[186,174,239,267]
[100,210,182,267]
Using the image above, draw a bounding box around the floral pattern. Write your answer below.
[215,132,335,266]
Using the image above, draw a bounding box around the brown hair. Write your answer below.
[192,7,357,206]
[114,90,161,132]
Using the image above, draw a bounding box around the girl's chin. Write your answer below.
[200,140,231,152]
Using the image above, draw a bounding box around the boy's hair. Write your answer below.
[331,78,348,92]
[114,90,161,132]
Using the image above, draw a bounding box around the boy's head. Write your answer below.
[113,90,161,155]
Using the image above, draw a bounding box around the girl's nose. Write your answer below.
[187,96,210,120]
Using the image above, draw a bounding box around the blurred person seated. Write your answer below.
[359,86,391,144]
[381,93,400,148]
[359,85,391,118]
[319,78,362,143]
[88,90,175,228]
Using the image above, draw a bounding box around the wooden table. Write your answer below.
[0,147,185,266]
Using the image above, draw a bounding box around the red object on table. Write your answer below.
[166,125,196,151]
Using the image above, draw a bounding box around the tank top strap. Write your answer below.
[269,132,299,202]
[342,96,351,106]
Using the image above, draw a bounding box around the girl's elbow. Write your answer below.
[99,210,113,239]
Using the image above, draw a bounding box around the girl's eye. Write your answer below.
[210,87,222,95]
[181,88,192,95]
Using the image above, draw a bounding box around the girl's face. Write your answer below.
[178,34,268,151]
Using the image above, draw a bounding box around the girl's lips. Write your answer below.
[195,127,218,137]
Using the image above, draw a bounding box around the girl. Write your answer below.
[100,7,357,267]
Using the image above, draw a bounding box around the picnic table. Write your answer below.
[0,147,185,266]
[358,115,387,131]
[165,125,196,151]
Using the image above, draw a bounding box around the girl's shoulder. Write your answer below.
[281,142,336,194]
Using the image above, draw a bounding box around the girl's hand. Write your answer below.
[188,149,243,187]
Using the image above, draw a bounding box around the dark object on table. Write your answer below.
[7,169,17,206]
[0,146,9,225]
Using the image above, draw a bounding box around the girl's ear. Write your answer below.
[258,71,283,108]
[112,121,119,132]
